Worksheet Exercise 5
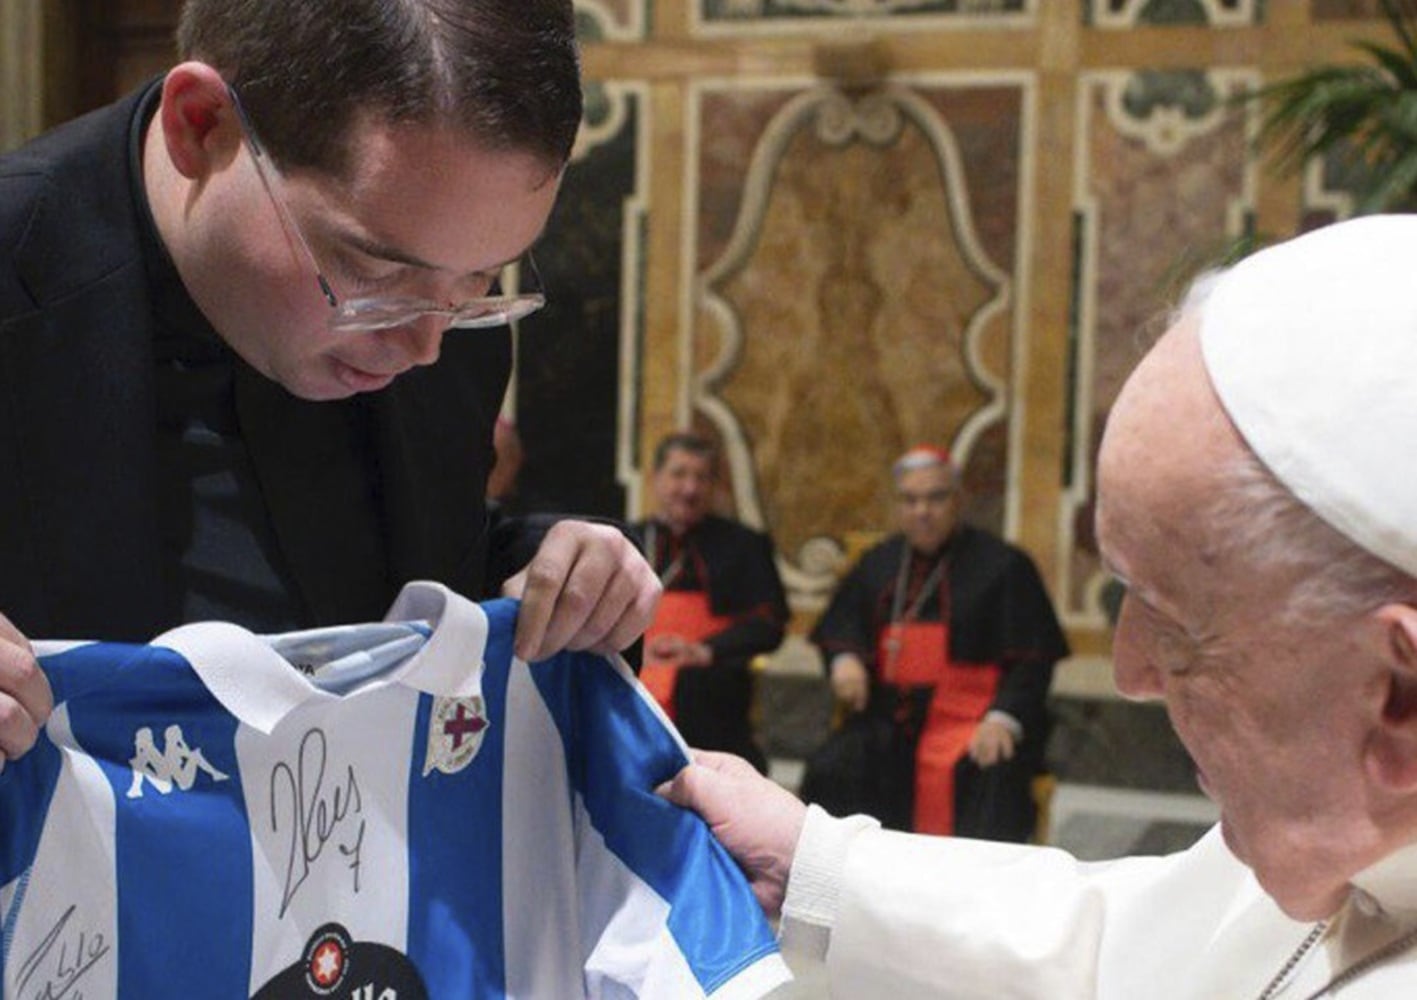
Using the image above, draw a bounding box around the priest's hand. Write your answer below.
[968,717,1016,767]
[658,750,806,916]
[829,653,870,712]
[0,611,52,769]
[503,520,662,662]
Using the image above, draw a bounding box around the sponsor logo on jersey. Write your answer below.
[253,922,427,999]
[422,696,489,777]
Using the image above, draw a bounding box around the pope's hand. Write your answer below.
[503,520,662,662]
[0,611,52,767]
[658,750,806,915]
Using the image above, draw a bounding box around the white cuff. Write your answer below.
[777,805,880,959]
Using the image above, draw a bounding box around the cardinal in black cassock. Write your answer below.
[630,434,789,773]
[805,447,1069,842]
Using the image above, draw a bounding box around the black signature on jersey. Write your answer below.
[269,727,366,918]
[15,904,111,999]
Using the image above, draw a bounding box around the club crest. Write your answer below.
[422,696,489,777]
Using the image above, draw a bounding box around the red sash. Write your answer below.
[642,591,732,720]
[877,621,1002,835]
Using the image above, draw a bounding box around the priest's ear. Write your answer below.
[158,61,240,180]
[1364,603,1417,792]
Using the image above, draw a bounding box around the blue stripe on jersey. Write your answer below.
[0,733,61,890]
[0,734,61,970]
[518,603,780,994]
[52,643,254,999]
[406,610,509,997]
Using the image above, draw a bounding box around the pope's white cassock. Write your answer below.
[778,808,1417,998]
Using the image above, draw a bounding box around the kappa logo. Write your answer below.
[422,696,489,777]
[125,724,229,799]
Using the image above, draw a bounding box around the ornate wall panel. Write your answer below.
[689,77,1027,609]
[694,0,1033,35]
[1060,69,1254,625]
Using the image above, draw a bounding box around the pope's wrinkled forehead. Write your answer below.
[1198,214,1417,579]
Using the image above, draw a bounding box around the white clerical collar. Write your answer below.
[1350,839,1417,921]
[153,581,491,734]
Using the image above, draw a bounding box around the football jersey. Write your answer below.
[0,582,791,999]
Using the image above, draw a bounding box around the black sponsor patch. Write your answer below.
[253,922,427,999]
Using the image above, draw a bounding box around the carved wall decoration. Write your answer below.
[691,78,1024,609]
[574,0,648,41]
[695,0,1032,35]
[1061,68,1254,626]
[1089,0,1257,27]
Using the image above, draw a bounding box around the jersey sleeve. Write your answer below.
[525,648,793,998]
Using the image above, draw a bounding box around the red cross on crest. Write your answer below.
[444,702,488,749]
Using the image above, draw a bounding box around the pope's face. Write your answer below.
[175,113,560,401]
[1097,318,1383,920]
[653,449,714,533]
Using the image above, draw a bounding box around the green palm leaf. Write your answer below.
[1248,0,1417,212]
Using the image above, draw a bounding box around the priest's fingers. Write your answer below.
[0,612,52,761]
[508,521,659,661]
[575,553,662,656]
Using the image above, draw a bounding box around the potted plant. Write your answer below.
[1251,0,1417,213]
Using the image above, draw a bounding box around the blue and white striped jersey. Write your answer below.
[0,582,790,999]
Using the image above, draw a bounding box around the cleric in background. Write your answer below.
[631,433,788,772]
[805,447,1068,841]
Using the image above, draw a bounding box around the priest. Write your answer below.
[632,433,789,771]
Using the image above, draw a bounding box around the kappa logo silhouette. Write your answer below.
[126,724,230,799]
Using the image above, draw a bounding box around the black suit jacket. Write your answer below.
[0,87,516,640]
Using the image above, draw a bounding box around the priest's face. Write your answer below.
[895,464,959,555]
[1097,318,1383,921]
[166,105,559,401]
[654,448,714,534]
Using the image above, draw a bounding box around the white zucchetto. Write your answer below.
[1200,214,1417,578]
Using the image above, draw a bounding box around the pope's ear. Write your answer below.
[157,61,238,180]
[1364,603,1417,792]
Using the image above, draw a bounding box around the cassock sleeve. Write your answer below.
[810,544,894,672]
[982,545,1070,728]
[703,526,789,663]
[946,530,1068,733]
[780,809,1260,999]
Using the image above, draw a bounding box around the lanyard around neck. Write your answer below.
[889,545,948,625]
[645,522,688,588]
